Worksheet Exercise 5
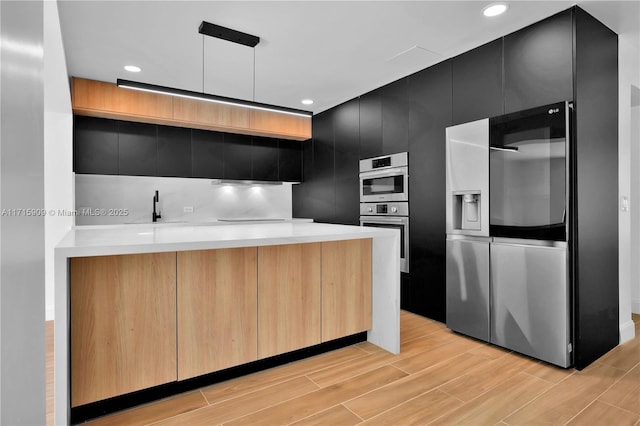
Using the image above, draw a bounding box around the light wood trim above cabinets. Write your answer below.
[71,77,174,124]
[71,77,312,141]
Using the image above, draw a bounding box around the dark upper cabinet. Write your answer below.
[223,133,252,180]
[311,110,335,223]
[381,78,409,155]
[118,121,157,176]
[252,136,279,181]
[359,90,383,159]
[157,126,191,178]
[191,129,224,179]
[333,98,360,225]
[504,8,574,113]
[278,139,303,182]
[452,39,503,124]
[407,60,452,321]
[74,116,119,175]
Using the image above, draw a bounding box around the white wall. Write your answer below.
[632,98,640,315]
[75,174,293,225]
[44,0,73,321]
[618,34,639,343]
[0,1,46,423]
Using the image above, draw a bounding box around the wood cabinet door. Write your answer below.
[257,243,321,358]
[172,97,251,131]
[250,109,311,140]
[177,248,258,380]
[72,78,173,120]
[321,239,372,342]
[70,253,177,407]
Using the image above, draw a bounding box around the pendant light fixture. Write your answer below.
[117,21,312,118]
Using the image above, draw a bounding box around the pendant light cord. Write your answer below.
[253,47,256,102]
[202,34,205,93]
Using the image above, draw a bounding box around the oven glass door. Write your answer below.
[360,167,408,202]
[360,216,408,273]
[490,101,568,241]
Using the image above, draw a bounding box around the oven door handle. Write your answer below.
[359,167,408,180]
[361,216,408,223]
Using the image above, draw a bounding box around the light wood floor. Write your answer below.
[46,312,640,426]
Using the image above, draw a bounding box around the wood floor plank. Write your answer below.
[152,377,318,426]
[49,311,640,426]
[597,363,640,415]
[430,372,553,425]
[438,351,539,402]
[524,360,576,384]
[289,404,362,426]
[345,352,492,420]
[401,313,448,343]
[354,341,385,354]
[223,365,408,426]
[392,336,482,374]
[595,338,640,372]
[504,362,627,425]
[566,400,640,426]
[200,346,367,404]
[361,389,463,426]
[84,391,207,426]
[307,351,396,387]
[468,342,511,360]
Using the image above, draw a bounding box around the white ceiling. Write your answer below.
[57,1,639,115]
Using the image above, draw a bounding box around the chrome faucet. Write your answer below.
[152,190,161,222]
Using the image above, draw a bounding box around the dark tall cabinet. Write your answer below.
[295,5,619,369]
[503,8,574,113]
[333,99,360,225]
[406,61,452,319]
[572,7,619,369]
[452,39,503,125]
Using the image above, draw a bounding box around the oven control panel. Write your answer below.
[360,202,408,216]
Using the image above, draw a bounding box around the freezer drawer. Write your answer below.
[446,237,490,341]
[490,241,571,367]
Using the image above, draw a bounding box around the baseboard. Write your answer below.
[619,319,636,344]
[632,298,640,315]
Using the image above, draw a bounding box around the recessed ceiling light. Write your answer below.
[482,3,508,17]
[124,65,141,73]
[301,99,314,105]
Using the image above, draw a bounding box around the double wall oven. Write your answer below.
[359,152,409,273]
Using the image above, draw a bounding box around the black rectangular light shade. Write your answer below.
[116,79,312,117]
[198,21,260,48]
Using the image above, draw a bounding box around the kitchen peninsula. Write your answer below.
[54,222,400,425]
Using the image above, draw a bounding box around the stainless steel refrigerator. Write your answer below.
[446,102,572,368]
[445,118,491,342]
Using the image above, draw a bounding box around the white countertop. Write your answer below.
[56,221,399,257]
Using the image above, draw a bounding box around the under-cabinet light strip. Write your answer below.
[116,79,313,118]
